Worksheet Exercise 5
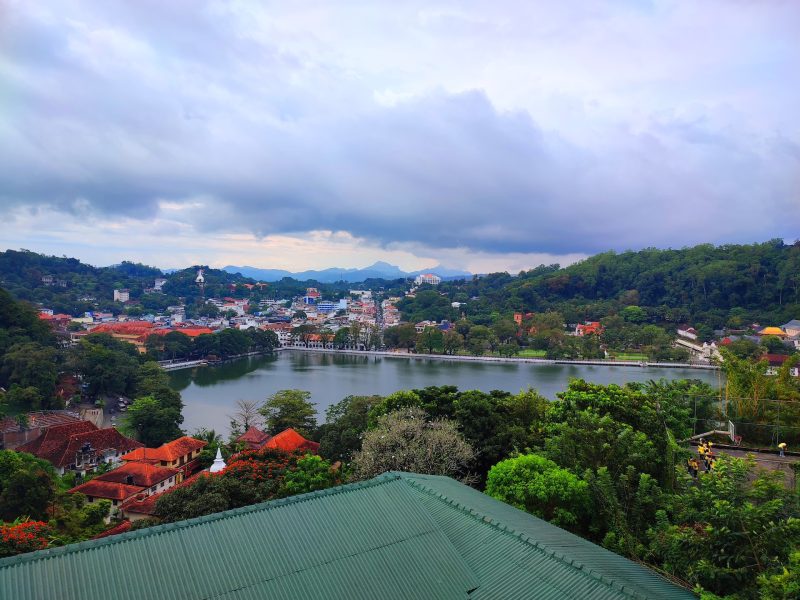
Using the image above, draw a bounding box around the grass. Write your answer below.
[517,349,548,358]
[608,353,648,361]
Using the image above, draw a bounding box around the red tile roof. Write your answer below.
[237,426,271,447]
[18,422,143,468]
[92,520,132,539]
[70,480,144,501]
[264,428,320,453]
[0,411,82,435]
[150,327,214,338]
[97,461,179,487]
[121,436,206,463]
[17,421,97,458]
[120,472,210,517]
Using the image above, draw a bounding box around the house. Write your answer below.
[120,472,210,522]
[0,411,83,450]
[236,426,271,450]
[121,436,207,481]
[780,319,800,337]
[69,461,180,514]
[0,473,694,600]
[16,422,143,476]
[575,321,603,336]
[677,326,698,340]
[265,428,320,453]
[414,273,441,285]
[758,326,788,338]
[234,427,319,454]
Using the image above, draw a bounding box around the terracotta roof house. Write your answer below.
[121,436,207,480]
[264,428,320,454]
[575,321,603,336]
[120,472,210,522]
[0,411,83,450]
[0,473,695,600]
[17,422,143,475]
[70,461,180,514]
[236,426,271,450]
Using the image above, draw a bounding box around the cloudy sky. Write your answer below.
[0,0,798,273]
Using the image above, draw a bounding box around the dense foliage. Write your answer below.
[425,240,800,330]
[155,448,341,523]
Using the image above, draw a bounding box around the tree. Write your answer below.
[332,327,351,349]
[491,319,517,344]
[228,399,262,438]
[1,342,58,404]
[317,395,379,462]
[0,521,52,557]
[650,455,800,598]
[67,334,140,397]
[123,396,183,446]
[417,326,443,353]
[467,325,494,356]
[383,323,417,349]
[260,389,317,436]
[485,454,589,530]
[351,408,474,481]
[280,455,342,496]
[0,451,57,521]
[442,329,464,355]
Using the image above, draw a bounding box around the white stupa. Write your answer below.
[195,268,205,284]
[209,447,226,473]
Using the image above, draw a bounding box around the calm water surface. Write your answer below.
[169,350,721,434]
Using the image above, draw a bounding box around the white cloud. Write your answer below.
[0,0,798,268]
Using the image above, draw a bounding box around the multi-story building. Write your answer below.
[113,289,130,302]
[414,273,441,286]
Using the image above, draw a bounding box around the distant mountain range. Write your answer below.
[222,261,471,283]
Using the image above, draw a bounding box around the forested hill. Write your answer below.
[0,250,251,316]
[0,250,405,316]
[428,240,800,329]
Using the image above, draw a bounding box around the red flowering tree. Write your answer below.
[155,448,340,523]
[0,521,52,557]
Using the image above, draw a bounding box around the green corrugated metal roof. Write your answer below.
[0,473,693,600]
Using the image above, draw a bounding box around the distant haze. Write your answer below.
[223,262,471,283]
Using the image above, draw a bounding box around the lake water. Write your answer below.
[169,350,721,435]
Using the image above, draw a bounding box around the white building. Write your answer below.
[414,273,442,286]
[113,289,130,303]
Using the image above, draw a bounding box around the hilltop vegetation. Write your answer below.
[405,239,800,331]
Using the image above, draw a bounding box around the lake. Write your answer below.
[169,350,721,435]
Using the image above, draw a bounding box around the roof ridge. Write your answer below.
[397,474,646,600]
[0,473,403,569]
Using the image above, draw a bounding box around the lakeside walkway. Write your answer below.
[275,346,719,370]
[157,347,719,372]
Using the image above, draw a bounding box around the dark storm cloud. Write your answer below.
[0,1,798,255]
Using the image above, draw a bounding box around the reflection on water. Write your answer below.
[169,350,720,435]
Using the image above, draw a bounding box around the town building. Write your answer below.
[17,421,143,476]
[303,287,321,305]
[677,326,698,340]
[121,436,207,481]
[414,273,442,285]
[781,319,800,338]
[69,461,180,513]
[0,411,83,450]
[575,321,603,336]
[113,289,130,303]
[0,473,695,600]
